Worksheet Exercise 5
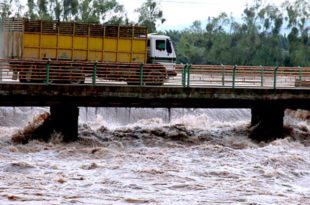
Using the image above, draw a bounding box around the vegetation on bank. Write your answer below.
[0,0,309,66]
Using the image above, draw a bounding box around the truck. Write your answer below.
[2,18,177,85]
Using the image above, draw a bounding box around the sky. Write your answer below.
[117,0,288,31]
[17,0,290,31]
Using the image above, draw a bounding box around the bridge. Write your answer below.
[0,59,309,142]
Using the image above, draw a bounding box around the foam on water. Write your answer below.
[0,107,309,204]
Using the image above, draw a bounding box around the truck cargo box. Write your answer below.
[3,18,148,63]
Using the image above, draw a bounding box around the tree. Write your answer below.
[0,0,24,21]
[164,0,309,67]
[74,0,124,23]
[26,0,37,19]
[22,0,126,23]
[0,0,12,21]
[62,0,79,21]
[283,0,310,66]
[136,0,165,33]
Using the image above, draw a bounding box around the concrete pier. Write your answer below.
[50,105,79,142]
[250,105,285,141]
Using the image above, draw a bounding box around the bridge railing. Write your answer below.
[0,59,309,88]
[176,64,310,88]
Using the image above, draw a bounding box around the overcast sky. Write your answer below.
[18,0,289,30]
[118,0,287,31]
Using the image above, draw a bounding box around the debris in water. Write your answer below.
[125,198,150,204]
[7,195,17,201]
[81,162,99,170]
[11,112,50,144]
[286,109,310,121]
[57,178,66,184]
[8,146,18,152]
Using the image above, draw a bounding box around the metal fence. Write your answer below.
[0,59,309,89]
[175,64,310,89]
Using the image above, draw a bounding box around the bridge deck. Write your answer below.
[0,83,309,109]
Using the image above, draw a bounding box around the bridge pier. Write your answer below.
[250,105,284,141]
[50,105,79,142]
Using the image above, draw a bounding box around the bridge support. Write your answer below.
[50,105,79,142]
[250,105,284,141]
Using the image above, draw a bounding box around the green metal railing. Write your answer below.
[178,64,310,88]
[139,63,144,86]
[221,64,225,86]
[181,64,192,87]
[232,65,237,89]
[0,59,309,89]
[273,66,279,89]
[182,64,187,87]
[45,59,50,85]
[260,65,264,87]
[92,61,97,85]
[298,66,302,82]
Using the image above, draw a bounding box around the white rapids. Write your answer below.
[0,107,309,205]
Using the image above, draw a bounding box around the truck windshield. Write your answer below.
[156,40,166,51]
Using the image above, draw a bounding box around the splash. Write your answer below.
[11,112,50,144]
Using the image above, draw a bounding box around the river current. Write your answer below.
[0,107,309,204]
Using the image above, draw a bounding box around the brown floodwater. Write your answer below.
[0,108,309,204]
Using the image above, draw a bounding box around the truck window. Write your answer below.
[166,39,172,54]
[156,40,166,51]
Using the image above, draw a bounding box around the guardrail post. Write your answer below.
[0,62,2,82]
[221,64,225,86]
[139,63,144,86]
[187,64,192,88]
[182,64,187,87]
[92,61,97,85]
[273,66,279,89]
[232,65,237,88]
[46,59,51,85]
[298,66,302,81]
[260,65,264,87]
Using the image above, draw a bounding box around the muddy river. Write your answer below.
[0,108,309,204]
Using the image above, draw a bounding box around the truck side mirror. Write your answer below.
[166,39,172,54]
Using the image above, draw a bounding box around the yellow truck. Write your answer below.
[2,18,176,84]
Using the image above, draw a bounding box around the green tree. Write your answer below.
[0,0,24,20]
[62,0,79,21]
[53,0,61,20]
[26,0,37,19]
[136,0,165,33]
[167,0,309,66]
[37,0,51,20]
[283,0,310,66]
[74,0,125,23]
[0,0,12,21]
[22,0,125,23]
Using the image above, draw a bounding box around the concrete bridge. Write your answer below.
[1,60,309,142]
[0,83,309,142]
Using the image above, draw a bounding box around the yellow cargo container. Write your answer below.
[3,18,148,64]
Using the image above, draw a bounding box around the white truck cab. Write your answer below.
[147,33,177,76]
